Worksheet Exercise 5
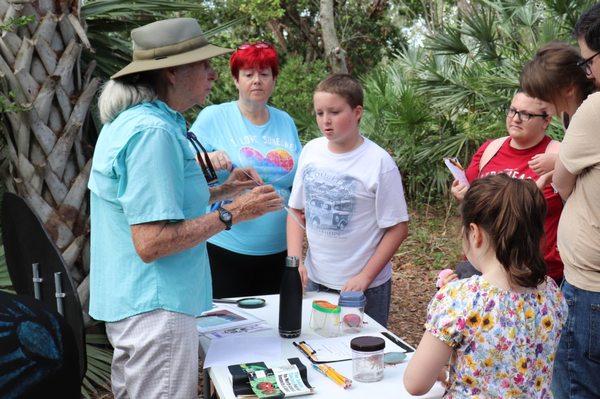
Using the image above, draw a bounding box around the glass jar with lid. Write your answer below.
[309,300,340,337]
[338,291,366,334]
[350,336,385,382]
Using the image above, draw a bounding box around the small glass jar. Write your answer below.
[338,291,366,334]
[309,300,340,337]
[350,336,385,382]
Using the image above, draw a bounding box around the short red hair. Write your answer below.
[230,42,279,79]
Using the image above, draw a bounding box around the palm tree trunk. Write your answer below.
[0,0,98,326]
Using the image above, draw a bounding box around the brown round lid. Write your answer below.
[350,336,385,352]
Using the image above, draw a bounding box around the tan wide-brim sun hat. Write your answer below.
[111,17,233,80]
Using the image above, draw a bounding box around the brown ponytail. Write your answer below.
[520,41,593,108]
[461,174,547,288]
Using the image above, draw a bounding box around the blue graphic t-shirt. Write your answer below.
[190,101,301,255]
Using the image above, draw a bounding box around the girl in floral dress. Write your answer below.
[404,174,568,398]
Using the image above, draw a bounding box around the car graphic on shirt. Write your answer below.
[302,166,356,234]
[306,197,351,230]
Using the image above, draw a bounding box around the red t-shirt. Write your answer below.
[465,136,563,281]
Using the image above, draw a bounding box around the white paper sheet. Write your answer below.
[202,322,271,339]
[203,336,284,368]
[444,157,470,187]
[304,336,354,362]
[197,304,264,334]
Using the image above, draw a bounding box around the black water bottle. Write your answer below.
[279,256,302,338]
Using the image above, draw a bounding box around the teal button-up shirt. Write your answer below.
[88,100,211,322]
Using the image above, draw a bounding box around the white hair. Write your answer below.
[98,79,157,124]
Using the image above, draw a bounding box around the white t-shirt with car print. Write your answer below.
[288,136,409,289]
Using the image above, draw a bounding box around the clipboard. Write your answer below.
[380,331,414,353]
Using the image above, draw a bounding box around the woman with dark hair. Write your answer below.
[190,43,301,298]
[520,7,600,398]
[404,174,567,397]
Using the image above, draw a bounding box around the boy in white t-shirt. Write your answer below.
[287,74,409,326]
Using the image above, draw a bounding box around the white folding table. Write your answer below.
[199,291,444,399]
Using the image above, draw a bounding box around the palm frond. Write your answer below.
[82,0,207,19]
[82,1,245,79]
[425,27,469,55]
[0,246,13,293]
[461,9,499,60]
[82,336,114,396]
[84,33,132,78]
[512,2,544,27]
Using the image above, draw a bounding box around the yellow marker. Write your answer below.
[294,341,317,362]
[299,344,314,359]
[299,342,312,354]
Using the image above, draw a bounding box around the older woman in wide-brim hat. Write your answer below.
[88,18,282,398]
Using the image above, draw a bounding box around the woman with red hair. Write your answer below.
[190,42,301,298]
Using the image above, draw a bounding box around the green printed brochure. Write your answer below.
[248,369,283,398]
[247,364,314,398]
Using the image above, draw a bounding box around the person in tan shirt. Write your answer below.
[556,94,600,292]
[520,8,600,399]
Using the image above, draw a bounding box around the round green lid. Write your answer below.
[312,300,341,314]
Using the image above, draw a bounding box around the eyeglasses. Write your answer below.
[576,51,600,75]
[237,42,272,51]
[506,107,548,122]
[186,131,218,185]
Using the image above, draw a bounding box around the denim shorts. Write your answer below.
[551,281,600,399]
[305,279,392,328]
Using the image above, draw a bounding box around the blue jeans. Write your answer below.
[306,279,392,327]
[552,281,600,399]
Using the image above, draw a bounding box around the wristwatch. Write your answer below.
[216,206,232,230]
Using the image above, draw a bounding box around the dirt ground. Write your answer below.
[388,259,438,347]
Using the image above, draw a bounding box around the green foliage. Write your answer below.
[82,0,243,79]
[190,0,404,77]
[0,92,29,113]
[233,0,285,25]
[0,247,13,293]
[82,335,114,399]
[362,60,478,200]
[361,0,591,202]
[0,15,35,32]
[333,1,406,75]
[270,56,328,142]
